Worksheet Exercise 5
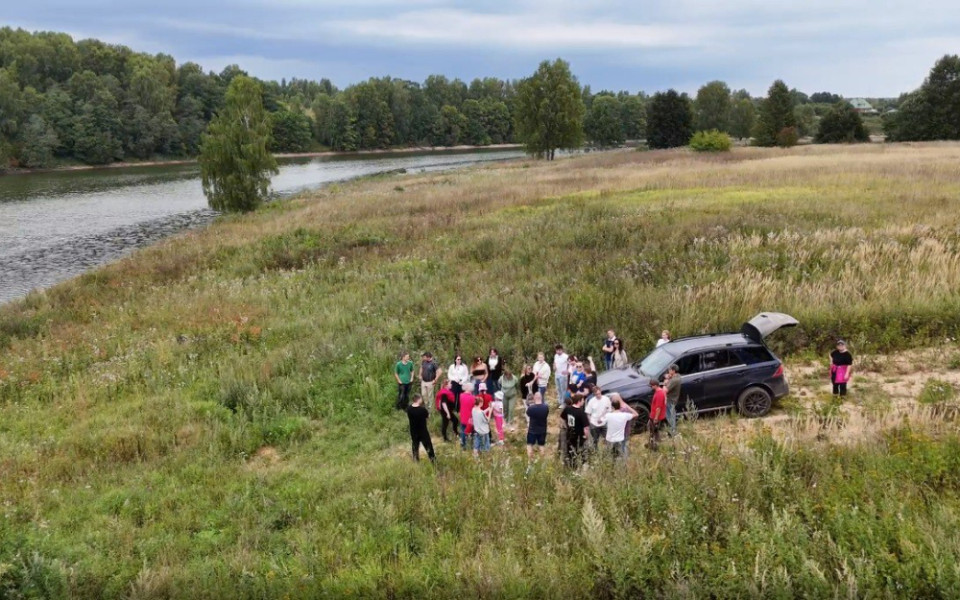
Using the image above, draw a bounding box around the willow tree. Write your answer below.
[514,59,584,160]
[199,75,278,212]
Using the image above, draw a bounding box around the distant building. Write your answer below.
[847,98,879,115]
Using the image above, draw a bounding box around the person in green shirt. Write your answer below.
[395,352,414,410]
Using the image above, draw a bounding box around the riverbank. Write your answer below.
[2,143,960,597]
[0,143,524,176]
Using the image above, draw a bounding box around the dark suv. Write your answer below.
[597,312,798,419]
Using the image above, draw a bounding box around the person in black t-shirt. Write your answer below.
[829,340,854,396]
[525,392,549,461]
[406,394,435,462]
[561,394,589,467]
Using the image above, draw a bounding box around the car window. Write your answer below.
[635,346,676,378]
[735,346,775,365]
[675,353,702,375]
[700,349,744,371]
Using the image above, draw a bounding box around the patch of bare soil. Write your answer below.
[696,346,960,447]
[245,446,282,471]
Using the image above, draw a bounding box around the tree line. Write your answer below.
[2,26,958,172]
[0,28,650,169]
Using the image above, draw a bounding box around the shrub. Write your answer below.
[689,130,732,152]
[776,126,799,148]
[919,378,956,405]
[815,102,870,143]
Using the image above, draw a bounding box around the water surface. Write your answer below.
[0,149,524,304]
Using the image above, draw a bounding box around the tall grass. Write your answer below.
[2,143,960,597]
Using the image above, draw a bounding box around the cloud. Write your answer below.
[328,9,710,50]
[6,0,960,96]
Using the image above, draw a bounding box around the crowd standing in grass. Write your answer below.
[397,330,853,463]
[395,329,665,464]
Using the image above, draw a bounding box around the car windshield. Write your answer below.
[634,346,676,378]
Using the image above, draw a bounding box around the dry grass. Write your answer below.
[3,142,960,597]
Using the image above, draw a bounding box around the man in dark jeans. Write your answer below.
[406,394,435,462]
[395,352,414,410]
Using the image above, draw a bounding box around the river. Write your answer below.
[0,148,525,304]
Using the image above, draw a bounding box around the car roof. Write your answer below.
[659,333,755,355]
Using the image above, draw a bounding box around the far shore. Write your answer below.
[1,144,525,176]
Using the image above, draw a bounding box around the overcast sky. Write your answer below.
[7,0,959,97]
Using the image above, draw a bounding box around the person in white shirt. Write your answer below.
[447,355,470,405]
[553,344,569,409]
[532,352,551,399]
[604,393,639,460]
[584,384,612,447]
[656,330,671,347]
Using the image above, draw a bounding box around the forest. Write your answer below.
[0,27,650,168]
[3,27,956,171]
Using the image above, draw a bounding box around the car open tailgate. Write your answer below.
[741,312,799,343]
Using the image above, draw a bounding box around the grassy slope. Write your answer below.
[2,143,960,597]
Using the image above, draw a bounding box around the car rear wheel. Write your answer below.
[738,387,772,418]
[629,403,650,435]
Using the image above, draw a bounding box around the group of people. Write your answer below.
[395,329,679,465]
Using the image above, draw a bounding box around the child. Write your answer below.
[492,391,506,445]
[656,330,671,347]
[472,399,492,457]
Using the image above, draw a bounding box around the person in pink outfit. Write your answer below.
[830,340,853,396]
[492,391,506,445]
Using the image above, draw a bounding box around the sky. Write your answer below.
[6,0,960,97]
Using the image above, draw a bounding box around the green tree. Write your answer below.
[431,105,468,146]
[349,82,394,149]
[0,68,24,141]
[619,94,646,140]
[753,80,796,147]
[815,102,870,143]
[585,94,624,146]
[729,98,756,140]
[810,91,842,104]
[514,58,585,160]
[270,108,313,152]
[18,114,59,168]
[694,80,731,132]
[326,97,358,151]
[72,88,124,164]
[460,99,490,146]
[794,104,817,137]
[885,54,960,141]
[198,76,278,213]
[479,98,511,144]
[646,89,693,149]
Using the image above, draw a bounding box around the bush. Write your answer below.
[689,130,732,152]
[776,126,799,148]
[919,378,956,405]
[815,102,870,144]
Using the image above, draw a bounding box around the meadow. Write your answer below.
[2,142,960,597]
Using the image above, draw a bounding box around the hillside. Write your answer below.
[2,143,960,597]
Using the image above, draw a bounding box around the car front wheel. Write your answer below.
[738,387,772,418]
